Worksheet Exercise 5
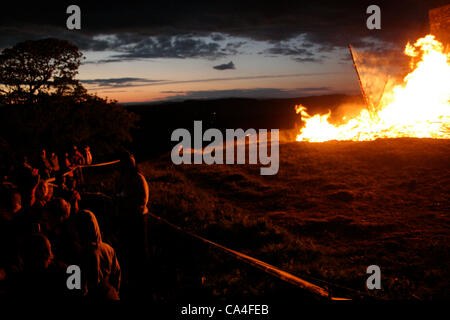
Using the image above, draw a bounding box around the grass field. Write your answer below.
[89,137,450,300]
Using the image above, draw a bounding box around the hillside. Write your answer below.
[127,94,364,157]
[129,138,450,300]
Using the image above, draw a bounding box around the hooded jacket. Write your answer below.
[75,210,121,299]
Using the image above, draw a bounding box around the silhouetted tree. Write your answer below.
[0,39,138,159]
[0,38,83,104]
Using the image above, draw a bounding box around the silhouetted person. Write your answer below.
[29,179,51,227]
[49,152,60,174]
[84,145,93,165]
[14,156,39,209]
[41,198,76,265]
[38,149,52,179]
[115,152,149,290]
[0,184,23,279]
[71,146,85,166]
[83,145,93,185]
[53,173,71,207]
[71,146,85,186]
[66,177,81,215]
[72,210,121,299]
[11,233,68,299]
[63,152,73,175]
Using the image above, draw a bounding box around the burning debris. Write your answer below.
[296,5,450,142]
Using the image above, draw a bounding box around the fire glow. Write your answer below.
[296,35,450,142]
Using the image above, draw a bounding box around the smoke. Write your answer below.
[351,46,410,112]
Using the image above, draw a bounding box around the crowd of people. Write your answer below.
[0,147,150,300]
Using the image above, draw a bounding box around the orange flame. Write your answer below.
[296,35,450,142]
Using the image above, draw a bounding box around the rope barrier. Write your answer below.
[148,212,351,301]
[78,160,121,168]
[45,159,121,183]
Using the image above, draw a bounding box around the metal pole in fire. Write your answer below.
[348,44,372,113]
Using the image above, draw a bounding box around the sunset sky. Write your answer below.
[0,1,445,103]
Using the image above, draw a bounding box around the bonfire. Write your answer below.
[296,35,450,142]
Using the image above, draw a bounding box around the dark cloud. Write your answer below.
[1,1,446,54]
[80,72,341,89]
[79,35,248,63]
[80,78,164,88]
[112,36,222,60]
[224,41,246,54]
[263,40,323,62]
[211,33,226,41]
[213,61,235,70]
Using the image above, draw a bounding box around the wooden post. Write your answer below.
[348,44,372,112]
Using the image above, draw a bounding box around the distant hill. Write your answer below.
[127,94,364,157]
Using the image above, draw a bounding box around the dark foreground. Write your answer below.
[126,138,449,301]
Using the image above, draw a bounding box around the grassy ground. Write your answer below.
[88,137,450,300]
